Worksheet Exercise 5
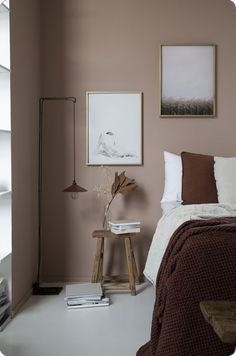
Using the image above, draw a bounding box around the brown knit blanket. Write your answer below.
[137,217,236,356]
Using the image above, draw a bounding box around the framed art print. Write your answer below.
[86,92,142,166]
[160,44,216,118]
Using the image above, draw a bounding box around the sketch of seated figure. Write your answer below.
[97,131,135,158]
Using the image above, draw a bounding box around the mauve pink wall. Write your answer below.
[40,0,236,282]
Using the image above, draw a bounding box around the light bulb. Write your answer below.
[230,0,236,6]
[70,192,79,200]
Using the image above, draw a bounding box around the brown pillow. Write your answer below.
[181,152,218,204]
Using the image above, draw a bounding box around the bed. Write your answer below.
[137,152,236,356]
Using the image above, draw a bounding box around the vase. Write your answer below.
[103,202,111,230]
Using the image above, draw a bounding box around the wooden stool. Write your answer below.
[200,301,236,345]
[91,230,140,296]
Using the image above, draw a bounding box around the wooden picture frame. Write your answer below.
[160,44,216,118]
[86,92,143,166]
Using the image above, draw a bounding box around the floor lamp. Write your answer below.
[33,97,87,295]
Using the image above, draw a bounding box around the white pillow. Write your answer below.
[161,151,182,203]
[214,157,236,203]
[161,201,182,215]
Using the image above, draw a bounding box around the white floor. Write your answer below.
[0,283,155,356]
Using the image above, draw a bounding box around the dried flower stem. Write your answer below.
[102,171,138,229]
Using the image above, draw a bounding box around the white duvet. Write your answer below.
[144,203,236,285]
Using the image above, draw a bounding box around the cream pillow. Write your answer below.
[161,151,182,203]
[214,157,236,203]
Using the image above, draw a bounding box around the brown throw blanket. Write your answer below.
[137,217,236,356]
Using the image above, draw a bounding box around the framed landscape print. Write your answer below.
[160,44,216,118]
[86,92,142,165]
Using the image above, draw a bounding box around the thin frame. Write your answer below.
[86,91,143,166]
[160,44,217,118]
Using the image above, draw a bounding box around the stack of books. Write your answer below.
[109,220,141,234]
[65,283,109,309]
[0,278,11,331]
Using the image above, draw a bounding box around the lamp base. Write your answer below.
[32,283,62,295]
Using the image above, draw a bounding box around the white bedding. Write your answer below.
[144,203,236,285]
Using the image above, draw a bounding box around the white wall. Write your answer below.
[0,72,11,130]
[0,9,10,68]
[0,131,11,190]
[0,193,11,260]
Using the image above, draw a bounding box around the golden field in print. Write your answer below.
[161,99,214,116]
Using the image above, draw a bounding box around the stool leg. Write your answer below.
[125,237,136,296]
[129,238,140,284]
[98,238,104,282]
[92,238,103,283]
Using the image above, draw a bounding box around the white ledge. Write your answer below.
[0,250,11,263]
[0,190,11,196]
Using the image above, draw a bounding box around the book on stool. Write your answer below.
[109,220,140,234]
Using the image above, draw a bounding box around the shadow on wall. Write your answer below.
[123,188,155,274]
[103,187,153,276]
[104,225,154,278]
[123,187,149,211]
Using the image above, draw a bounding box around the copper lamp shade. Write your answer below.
[63,180,87,193]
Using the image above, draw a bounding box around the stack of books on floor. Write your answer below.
[65,283,109,309]
[109,220,140,234]
[0,278,11,331]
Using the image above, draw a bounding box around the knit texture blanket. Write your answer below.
[137,217,236,356]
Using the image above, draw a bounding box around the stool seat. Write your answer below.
[91,229,140,296]
[92,230,138,238]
